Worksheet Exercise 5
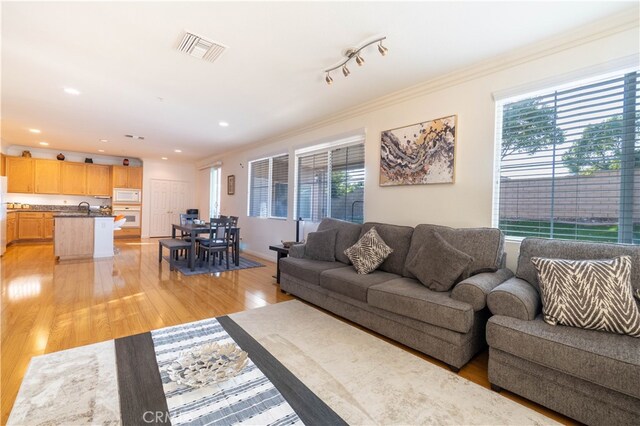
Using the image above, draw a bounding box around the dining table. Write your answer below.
[171,223,241,271]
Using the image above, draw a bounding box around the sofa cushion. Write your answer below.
[531,256,640,337]
[368,278,474,333]
[344,227,393,274]
[279,257,348,286]
[487,315,640,399]
[317,218,362,264]
[319,267,398,302]
[360,222,413,275]
[517,237,640,293]
[406,231,474,292]
[304,229,337,262]
[403,224,504,279]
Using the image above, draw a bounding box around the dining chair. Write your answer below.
[197,217,233,270]
[177,213,198,259]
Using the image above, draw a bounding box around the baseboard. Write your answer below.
[241,248,275,263]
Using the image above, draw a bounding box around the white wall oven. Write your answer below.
[112,205,141,228]
[113,188,142,204]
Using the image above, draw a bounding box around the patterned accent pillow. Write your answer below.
[531,256,640,338]
[344,227,393,274]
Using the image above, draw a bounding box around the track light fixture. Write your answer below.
[324,36,387,85]
[325,73,333,85]
[377,41,388,56]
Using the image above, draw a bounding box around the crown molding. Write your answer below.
[198,7,639,168]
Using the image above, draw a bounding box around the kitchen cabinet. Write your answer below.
[18,213,44,239]
[61,162,87,195]
[13,212,54,240]
[6,157,33,193]
[6,212,16,243]
[86,164,111,196]
[113,166,142,189]
[43,213,54,239]
[34,159,61,194]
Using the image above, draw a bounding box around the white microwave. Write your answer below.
[113,188,141,204]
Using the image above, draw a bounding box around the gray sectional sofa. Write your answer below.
[280,218,512,370]
[486,238,640,425]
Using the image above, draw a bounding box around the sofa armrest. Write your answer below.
[487,277,541,321]
[451,268,514,311]
[288,243,306,258]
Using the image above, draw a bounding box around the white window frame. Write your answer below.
[293,135,365,222]
[492,66,639,244]
[247,153,289,219]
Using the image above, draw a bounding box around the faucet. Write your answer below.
[78,201,91,215]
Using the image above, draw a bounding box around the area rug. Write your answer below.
[9,301,557,425]
[162,255,264,276]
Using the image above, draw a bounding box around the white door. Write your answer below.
[149,179,192,237]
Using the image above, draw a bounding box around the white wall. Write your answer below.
[198,25,639,266]
[140,159,198,238]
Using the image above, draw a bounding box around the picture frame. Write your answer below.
[227,175,235,195]
[379,114,457,186]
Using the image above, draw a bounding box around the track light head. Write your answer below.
[342,65,350,77]
[325,73,333,85]
[355,54,365,66]
[377,42,388,56]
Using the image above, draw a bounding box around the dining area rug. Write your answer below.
[8,301,556,425]
[162,255,264,276]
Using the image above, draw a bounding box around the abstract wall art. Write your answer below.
[380,115,456,186]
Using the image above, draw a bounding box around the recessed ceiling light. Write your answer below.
[218,121,229,127]
[98,149,105,153]
[174,149,182,153]
[161,157,168,160]
[99,139,108,143]
[39,141,49,146]
[29,128,41,134]
[64,87,81,95]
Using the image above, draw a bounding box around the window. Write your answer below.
[494,70,639,245]
[296,141,365,223]
[209,167,221,218]
[248,154,289,218]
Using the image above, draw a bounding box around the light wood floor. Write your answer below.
[1,240,574,425]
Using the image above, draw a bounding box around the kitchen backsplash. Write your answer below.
[7,204,110,211]
[7,193,111,207]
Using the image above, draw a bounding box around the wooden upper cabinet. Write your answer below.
[34,159,61,194]
[128,167,143,189]
[61,162,87,195]
[86,164,111,196]
[6,157,34,193]
[112,166,129,188]
[112,166,142,189]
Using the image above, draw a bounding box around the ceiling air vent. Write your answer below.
[125,134,145,140]
[176,31,227,63]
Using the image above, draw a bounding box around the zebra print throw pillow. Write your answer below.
[531,256,640,338]
[344,227,393,274]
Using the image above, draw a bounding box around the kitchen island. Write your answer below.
[54,214,115,261]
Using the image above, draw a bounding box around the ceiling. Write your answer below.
[1,1,636,162]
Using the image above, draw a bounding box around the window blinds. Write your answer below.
[296,142,365,223]
[248,154,289,218]
[271,155,289,218]
[495,71,639,245]
[248,158,270,218]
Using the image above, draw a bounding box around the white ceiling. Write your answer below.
[1,1,636,161]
